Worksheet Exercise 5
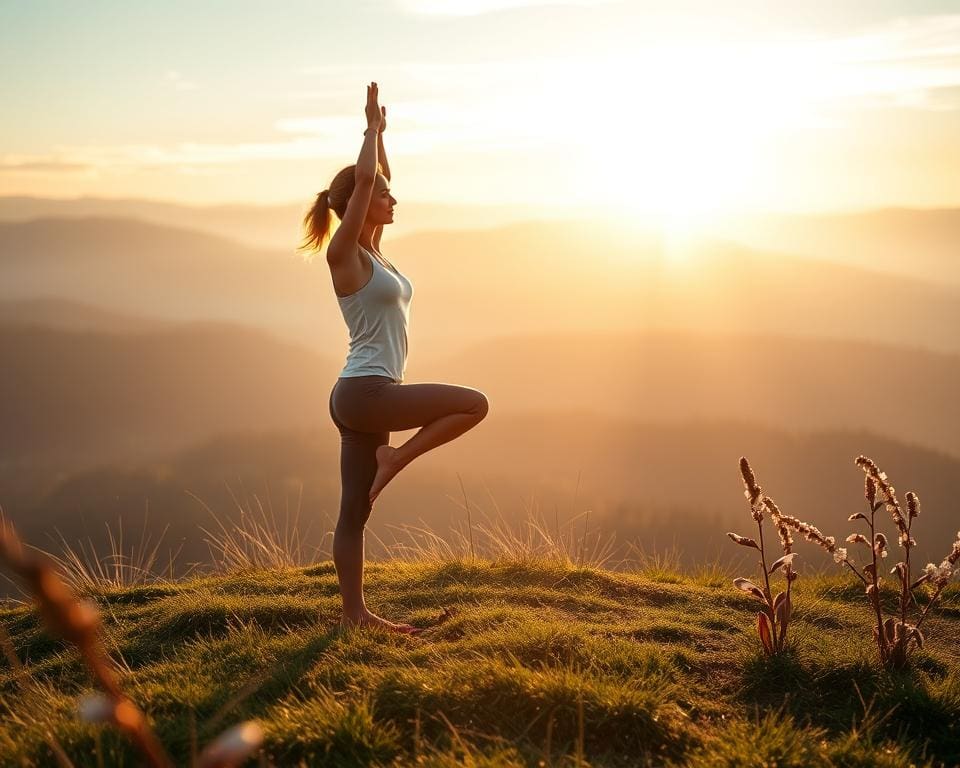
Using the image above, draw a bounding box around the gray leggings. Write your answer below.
[328,375,489,532]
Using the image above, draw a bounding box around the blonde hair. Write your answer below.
[299,163,384,258]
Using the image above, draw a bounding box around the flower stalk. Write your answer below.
[727,458,798,656]
[0,519,263,767]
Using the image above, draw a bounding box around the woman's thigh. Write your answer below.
[332,377,487,434]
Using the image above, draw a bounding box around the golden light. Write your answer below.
[562,42,828,247]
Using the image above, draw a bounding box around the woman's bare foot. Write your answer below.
[340,608,420,634]
[369,445,406,505]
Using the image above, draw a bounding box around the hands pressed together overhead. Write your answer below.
[366,81,386,133]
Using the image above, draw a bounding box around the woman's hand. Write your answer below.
[365,82,383,132]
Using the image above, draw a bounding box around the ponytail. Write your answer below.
[299,162,384,260]
[299,190,332,259]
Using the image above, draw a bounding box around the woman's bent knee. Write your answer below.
[471,391,490,421]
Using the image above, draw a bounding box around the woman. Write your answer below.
[301,82,490,633]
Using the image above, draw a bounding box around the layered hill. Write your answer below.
[0,195,564,247]
[0,323,340,468]
[0,297,169,334]
[714,207,960,286]
[7,412,958,574]
[3,217,960,357]
[3,196,956,285]
[2,321,957,472]
[0,217,332,348]
[414,330,960,459]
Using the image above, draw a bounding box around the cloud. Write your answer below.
[0,114,417,178]
[395,0,615,16]
[164,70,199,92]
[0,157,95,175]
[273,115,358,136]
[820,14,960,110]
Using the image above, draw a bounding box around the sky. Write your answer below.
[2,0,959,220]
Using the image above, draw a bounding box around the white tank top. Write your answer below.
[336,245,413,382]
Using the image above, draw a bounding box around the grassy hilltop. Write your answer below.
[2,550,959,767]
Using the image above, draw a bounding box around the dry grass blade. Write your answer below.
[45,517,177,594]
[0,519,174,768]
[190,481,324,572]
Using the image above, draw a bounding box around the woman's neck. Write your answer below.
[358,222,378,253]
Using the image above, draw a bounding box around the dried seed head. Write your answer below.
[846,533,869,545]
[833,547,848,564]
[762,496,793,554]
[924,551,957,587]
[776,513,838,556]
[855,456,906,533]
[906,492,920,519]
[0,519,174,767]
[946,531,960,567]
[865,476,877,506]
[739,457,764,521]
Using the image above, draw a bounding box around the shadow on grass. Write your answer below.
[738,649,960,766]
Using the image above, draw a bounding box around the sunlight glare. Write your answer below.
[570,43,824,224]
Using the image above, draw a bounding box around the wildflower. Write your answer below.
[777,513,838,556]
[729,459,796,657]
[739,457,764,521]
[946,531,960,566]
[864,476,877,506]
[763,496,793,553]
[855,456,906,533]
[906,492,920,519]
[898,532,916,549]
[923,561,954,588]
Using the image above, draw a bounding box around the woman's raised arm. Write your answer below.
[328,82,383,263]
[377,107,390,182]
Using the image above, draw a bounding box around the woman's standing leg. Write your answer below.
[332,425,384,619]
[329,382,416,632]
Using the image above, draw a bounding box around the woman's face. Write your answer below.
[367,174,397,226]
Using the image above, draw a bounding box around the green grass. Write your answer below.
[2,558,959,766]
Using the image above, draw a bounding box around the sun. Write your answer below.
[566,44,818,236]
